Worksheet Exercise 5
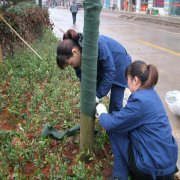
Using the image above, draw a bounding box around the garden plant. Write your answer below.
[0,29,113,178]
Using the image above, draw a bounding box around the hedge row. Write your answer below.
[0,2,53,57]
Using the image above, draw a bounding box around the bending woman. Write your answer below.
[56,29,132,113]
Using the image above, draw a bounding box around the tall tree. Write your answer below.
[80,0,102,160]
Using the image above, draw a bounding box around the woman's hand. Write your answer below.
[96,103,107,118]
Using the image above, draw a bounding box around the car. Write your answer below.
[76,3,83,8]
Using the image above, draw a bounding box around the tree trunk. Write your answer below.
[80,0,102,160]
[38,0,43,40]
[0,45,3,63]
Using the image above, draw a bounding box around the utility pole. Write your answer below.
[128,0,132,11]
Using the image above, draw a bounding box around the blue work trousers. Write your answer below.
[109,85,125,113]
[109,133,130,179]
[108,133,176,180]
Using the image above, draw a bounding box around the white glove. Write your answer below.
[96,103,107,118]
[96,96,99,104]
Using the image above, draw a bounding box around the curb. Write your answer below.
[103,10,180,28]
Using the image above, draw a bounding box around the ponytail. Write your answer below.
[145,64,158,87]
[63,29,83,48]
[125,60,159,89]
[63,29,78,41]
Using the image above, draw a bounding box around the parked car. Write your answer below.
[76,3,83,8]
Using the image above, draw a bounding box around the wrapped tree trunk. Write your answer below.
[80,0,102,160]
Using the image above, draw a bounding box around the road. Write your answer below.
[49,7,180,167]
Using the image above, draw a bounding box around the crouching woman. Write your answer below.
[96,60,178,180]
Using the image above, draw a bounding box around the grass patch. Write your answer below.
[0,29,112,178]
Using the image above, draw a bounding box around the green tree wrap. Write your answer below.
[80,0,102,117]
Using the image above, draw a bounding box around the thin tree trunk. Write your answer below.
[38,0,43,40]
[0,45,3,63]
[80,0,102,160]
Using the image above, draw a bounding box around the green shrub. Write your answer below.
[0,2,52,58]
[0,29,113,178]
[5,2,37,14]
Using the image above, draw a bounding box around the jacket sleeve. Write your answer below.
[96,42,116,98]
[99,95,145,133]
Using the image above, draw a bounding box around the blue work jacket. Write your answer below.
[74,35,132,99]
[99,88,178,178]
[70,3,78,13]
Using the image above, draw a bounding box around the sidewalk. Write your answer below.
[102,9,180,28]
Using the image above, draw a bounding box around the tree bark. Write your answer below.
[80,0,102,160]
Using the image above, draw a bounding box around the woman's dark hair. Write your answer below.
[56,29,83,69]
[125,60,159,89]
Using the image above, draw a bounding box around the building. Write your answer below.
[40,0,180,16]
[102,0,180,15]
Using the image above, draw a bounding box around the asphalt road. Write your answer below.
[49,7,180,167]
